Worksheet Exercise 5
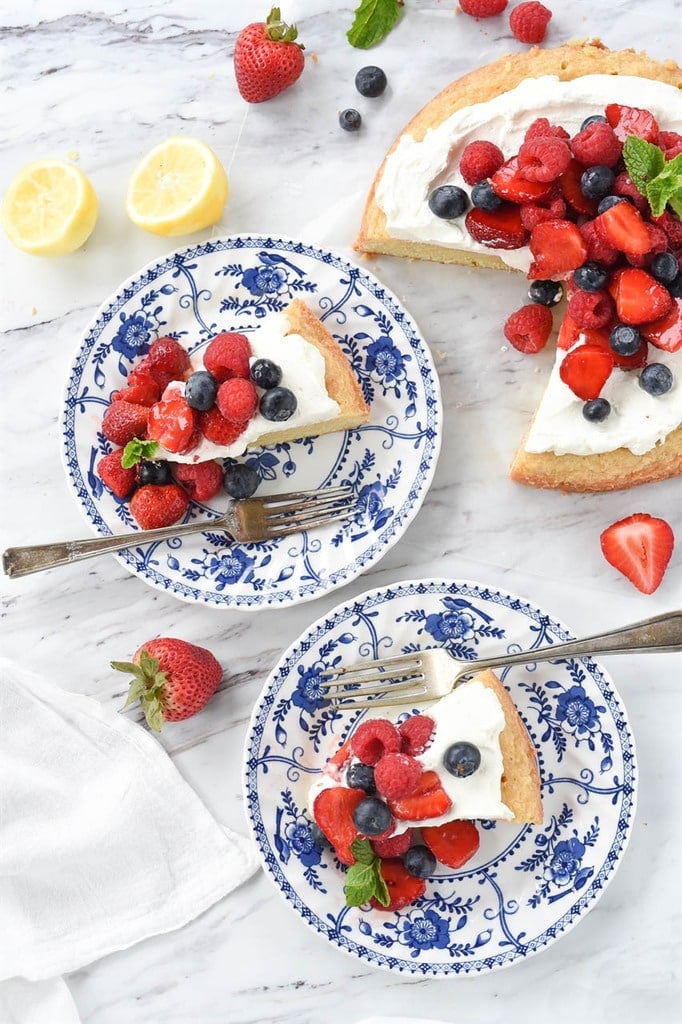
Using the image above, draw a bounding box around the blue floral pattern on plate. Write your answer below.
[243,578,637,976]
[60,235,441,608]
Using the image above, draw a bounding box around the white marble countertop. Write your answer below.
[1,1,680,1021]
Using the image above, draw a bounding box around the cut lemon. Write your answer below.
[125,137,229,237]
[1,159,98,257]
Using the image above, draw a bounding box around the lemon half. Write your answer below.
[125,137,229,237]
[1,159,98,257]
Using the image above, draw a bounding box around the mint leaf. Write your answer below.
[623,136,665,196]
[345,841,390,907]
[121,438,159,468]
[373,862,390,907]
[347,0,402,49]
[350,838,375,865]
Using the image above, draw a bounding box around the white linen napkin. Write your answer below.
[0,657,259,1004]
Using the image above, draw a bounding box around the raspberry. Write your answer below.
[371,829,413,858]
[520,192,567,231]
[509,1,552,43]
[567,289,615,329]
[174,460,225,503]
[459,140,505,186]
[216,377,259,423]
[398,714,435,755]
[570,121,622,168]
[374,753,423,801]
[203,333,252,383]
[350,719,402,766]
[147,337,191,379]
[659,131,682,159]
[97,449,136,500]
[503,303,554,354]
[579,219,620,266]
[524,117,569,142]
[613,172,647,211]
[199,406,248,447]
[518,136,571,182]
[653,211,682,249]
[459,0,508,17]
[102,401,149,447]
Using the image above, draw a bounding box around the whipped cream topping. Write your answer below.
[375,74,682,273]
[156,313,340,464]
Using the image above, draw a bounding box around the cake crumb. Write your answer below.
[66,149,79,162]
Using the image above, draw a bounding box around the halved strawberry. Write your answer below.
[605,103,659,143]
[640,296,682,352]
[112,381,160,407]
[421,820,480,870]
[147,392,200,454]
[559,342,614,400]
[465,204,529,250]
[312,787,366,865]
[594,202,651,256]
[558,158,599,216]
[528,219,588,278]
[387,770,452,822]
[325,739,354,775]
[612,267,673,326]
[600,513,674,595]
[491,156,555,203]
[557,313,648,368]
[369,858,426,912]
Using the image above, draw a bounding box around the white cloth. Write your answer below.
[0,658,259,1019]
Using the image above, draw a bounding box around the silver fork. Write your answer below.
[2,485,355,579]
[319,610,682,709]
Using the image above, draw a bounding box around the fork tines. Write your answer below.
[261,485,356,536]
[319,652,428,700]
[258,485,352,508]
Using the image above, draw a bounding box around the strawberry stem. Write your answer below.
[265,6,304,48]
[111,648,168,732]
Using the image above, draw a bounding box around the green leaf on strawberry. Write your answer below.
[347,0,402,49]
[344,838,390,907]
[111,648,168,733]
[121,438,159,468]
[623,137,682,217]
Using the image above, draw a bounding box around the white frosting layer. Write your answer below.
[375,74,682,273]
[157,313,340,464]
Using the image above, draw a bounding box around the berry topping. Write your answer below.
[427,185,469,219]
[556,160,596,216]
[571,120,622,169]
[129,483,189,530]
[559,342,614,401]
[567,289,614,330]
[641,297,682,353]
[250,358,282,389]
[185,370,218,411]
[398,714,436,756]
[610,323,644,357]
[421,820,480,869]
[233,7,305,105]
[147,336,191,380]
[339,108,362,132]
[573,261,610,292]
[492,157,554,204]
[199,406,248,447]
[650,251,680,285]
[582,397,611,423]
[639,362,673,396]
[312,787,366,865]
[459,0,508,17]
[470,179,503,211]
[580,114,608,131]
[223,462,260,499]
[369,858,426,912]
[97,449,136,499]
[371,829,413,858]
[605,103,660,143]
[403,844,437,879]
[216,377,259,423]
[352,796,394,837]
[443,741,481,778]
[503,303,554,354]
[528,219,588,278]
[355,65,387,97]
[580,165,615,201]
[259,385,297,421]
[386,769,452,822]
[465,204,528,250]
[113,380,160,408]
[595,202,651,256]
[350,719,402,766]
[528,279,563,306]
[612,267,673,325]
[102,401,150,447]
[203,332,251,382]
[600,513,674,595]
[509,1,552,44]
[137,459,172,486]
[459,140,505,186]
[174,460,225,503]
[147,393,200,454]
[347,762,376,792]
[373,752,423,801]
[518,136,571,183]
[524,117,569,143]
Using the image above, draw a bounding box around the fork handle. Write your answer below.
[2,519,227,579]
[467,610,682,675]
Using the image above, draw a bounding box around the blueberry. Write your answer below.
[427,185,469,220]
[650,251,679,285]
[574,261,609,292]
[309,821,330,850]
[597,194,632,214]
[347,763,376,793]
[224,462,260,499]
[580,113,608,130]
[355,65,387,98]
[610,324,643,356]
[528,279,564,307]
[582,398,611,422]
[137,459,172,486]
[471,179,502,211]
[259,386,297,421]
[250,358,282,390]
[339,108,362,132]
[185,370,218,411]
[580,164,615,200]
[639,363,674,396]
[403,844,437,879]
[352,796,393,837]
[443,741,481,778]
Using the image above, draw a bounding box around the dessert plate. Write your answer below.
[243,578,637,976]
[60,235,441,608]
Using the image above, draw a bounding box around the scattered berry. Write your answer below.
[528,219,587,277]
[352,796,394,837]
[597,194,630,215]
[509,2,552,43]
[459,0,508,18]
[203,332,251,382]
[428,185,469,219]
[582,397,611,422]
[465,204,528,250]
[524,117,569,143]
[369,858,426,912]
[492,157,554,204]
[147,393,200,454]
[102,401,150,447]
[503,303,553,354]
[421,820,480,869]
[650,252,680,286]
[605,103,659,143]
[373,752,423,801]
[387,769,452,822]
[129,483,189,530]
[347,762,376,792]
[355,65,387,97]
[339,108,362,132]
[403,845,437,879]
[216,377,259,423]
[443,741,481,778]
[612,171,648,212]
[234,6,305,104]
[600,513,674,594]
[580,114,607,131]
[97,449,136,499]
[250,358,282,389]
[639,362,673,396]
[459,141,505,186]
[609,323,643,357]
[520,191,568,231]
[259,386,297,421]
[199,406,247,447]
[398,714,436,756]
[613,267,673,325]
[113,380,160,408]
[174,460,224,503]
[641,296,682,353]
[559,342,614,400]
[528,279,564,306]
[595,202,651,256]
[350,719,402,766]
[185,370,218,411]
[224,461,260,499]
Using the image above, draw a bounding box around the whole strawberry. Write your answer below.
[112,638,222,730]
[234,7,305,103]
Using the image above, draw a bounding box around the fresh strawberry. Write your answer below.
[174,460,225,502]
[369,858,426,912]
[102,401,149,447]
[491,157,554,204]
[641,296,682,352]
[559,342,614,400]
[111,638,222,731]
[147,392,200,454]
[387,770,452,822]
[325,738,353,775]
[373,753,423,801]
[147,336,191,380]
[465,204,528,250]
[350,719,402,766]
[112,380,160,407]
[612,267,673,325]
[595,202,651,256]
[203,332,252,382]
[129,483,189,530]
[605,103,659,143]
[97,449,137,499]
[398,714,435,756]
[234,7,305,104]
[600,513,674,595]
[422,820,481,869]
[558,158,599,216]
[503,303,554,353]
[556,313,610,351]
[312,787,366,865]
[371,829,413,858]
[528,219,588,278]
[198,406,248,447]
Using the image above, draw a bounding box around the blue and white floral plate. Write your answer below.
[243,578,637,975]
[60,235,441,608]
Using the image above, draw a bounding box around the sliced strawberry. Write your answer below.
[600,513,674,595]
[528,219,588,278]
[559,342,614,400]
[112,381,160,407]
[558,158,598,216]
[556,313,610,351]
[325,739,353,774]
[491,156,554,204]
[422,820,480,870]
[465,204,529,250]
[147,392,200,454]
[595,202,651,256]
[387,770,452,822]
[641,296,682,352]
[312,787,366,866]
[369,858,426,912]
[605,103,659,143]
[612,267,673,326]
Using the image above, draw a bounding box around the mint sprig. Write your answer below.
[344,838,390,907]
[347,0,403,49]
[121,438,159,468]
[622,136,682,218]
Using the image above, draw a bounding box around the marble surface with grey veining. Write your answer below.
[1,1,680,1022]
